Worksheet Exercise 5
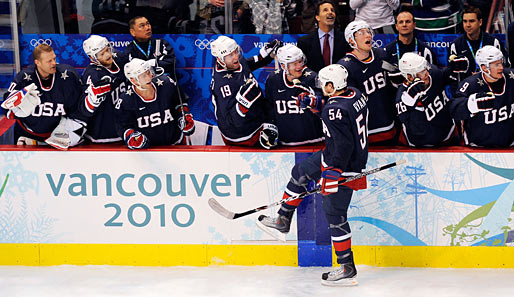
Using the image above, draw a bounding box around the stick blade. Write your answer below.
[208,198,236,220]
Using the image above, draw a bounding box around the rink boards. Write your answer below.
[1,146,514,267]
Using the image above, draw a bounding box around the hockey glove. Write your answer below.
[236,78,262,116]
[387,71,405,86]
[177,105,195,136]
[1,83,41,118]
[259,123,279,149]
[448,55,469,74]
[124,129,149,150]
[319,167,342,196]
[85,77,111,112]
[468,92,495,114]
[401,78,426,107]
[45,117,87,150]
[297,92,323,112]
[259,39,283,59]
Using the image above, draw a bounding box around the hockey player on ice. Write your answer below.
[114,58,195,149]
[258,64,368,286]
[209,35,282,149]
[76,35,129,144]
[394,52,458,147]
[450,45,514,147]
[264,44,324,146]
[337,20,397,145]
[1,44,83,149]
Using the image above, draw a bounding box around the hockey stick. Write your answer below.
[208,159,406,220]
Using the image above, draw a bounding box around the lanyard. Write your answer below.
[133,40,151,58]
[466,34,483,72]
[396,38,417,64]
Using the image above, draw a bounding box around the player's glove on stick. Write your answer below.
[177,105,195,136]
[259,123,279,149]
[468,92,495,113]
[260,39,283,59]
[1,83,41,118]
[448,55,469,73]
[401,78,426,107]
[319,167,342,195]
[236,78,262,116]
[85,77,111,112]
[124,129,149,150]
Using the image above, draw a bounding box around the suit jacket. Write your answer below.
[297,29,351,73]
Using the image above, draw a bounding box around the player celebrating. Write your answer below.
[450,46,514,147]
[1,44,82,147]
[264,44,324,146]
[258,64,368,286]
[114,58,195,149]
[76,35,129,144]
[338,20,397,145]
[395,53,458,147]
[210,36,281,149]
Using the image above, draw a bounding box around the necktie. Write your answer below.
[323,33,330,66]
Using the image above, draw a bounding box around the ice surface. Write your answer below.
[1,265,513,297]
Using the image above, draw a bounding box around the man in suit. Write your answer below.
[297,0,351,73]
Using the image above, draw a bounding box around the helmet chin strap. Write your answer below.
[482,66,497,81]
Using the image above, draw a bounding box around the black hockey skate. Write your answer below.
[321,262,358,287]
[256,214,291,242]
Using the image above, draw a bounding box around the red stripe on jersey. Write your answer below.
[333,238,352,253]
[369,127,397,144]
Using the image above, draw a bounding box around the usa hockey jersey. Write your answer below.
[3,64,82,139]
[450,69,514,147]
[338,48,397,144]
[264,68,324,146]
[321,87,368,174]
[395,65,457,147]
[210,56,274,144]
[124,38,176,76]
[78,49,128,143]
[114,75,184,146]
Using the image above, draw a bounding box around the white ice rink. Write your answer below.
[1,265,513,297]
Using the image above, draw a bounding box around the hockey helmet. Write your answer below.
[344,20,373,48]
[317,64,348,96]
[475,45,503,71]
[83,35,110,61]
[276,44,306,73]
[399,52,428,79]
[124,58,153,86]
[211,36,239,68]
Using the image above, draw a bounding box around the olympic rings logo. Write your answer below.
[194,39,214,50]
[371,40,383,48]
[30,39,52,48]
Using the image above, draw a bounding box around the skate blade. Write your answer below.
[256,220,287,242]
[321,278,358,287]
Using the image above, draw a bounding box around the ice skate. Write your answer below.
[321,262,358,287]
[256,214,291,242]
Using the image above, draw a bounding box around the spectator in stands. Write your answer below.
[297,0,351,73]
[1,44,83,147]
[449,46,514,147]
[197,0,255,34]
[350,0,400,34]
[449,5,509,94]
[250,0,291,33]
[124,16,177,78]
[384,10,439,87]
[410,0,462,34]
